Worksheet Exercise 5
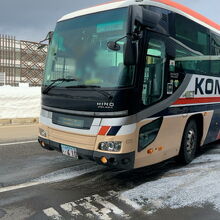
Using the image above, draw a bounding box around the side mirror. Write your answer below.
[107,41,121,51]
[124,38,138,66]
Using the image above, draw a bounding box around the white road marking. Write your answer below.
[93,194,130,219]
[109,190,141,210]
[0,182,40,193]
[118,195,142,210]
[0,140,37,146]
[44,191,132,220]
[60,202,82,217]
[79,197,111,220]
[43,208,63,220]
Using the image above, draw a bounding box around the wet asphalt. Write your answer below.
[0,140,220,220]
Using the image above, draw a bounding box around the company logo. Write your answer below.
[97,102,115,109]
[195,77,220,95]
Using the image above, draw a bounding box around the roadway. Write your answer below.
[0,125,220,220]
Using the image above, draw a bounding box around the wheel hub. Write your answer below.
[186,129,195,155]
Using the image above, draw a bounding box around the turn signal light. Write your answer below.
[158,146,164,151]
[147,149,154,154]
[101,157,108,164]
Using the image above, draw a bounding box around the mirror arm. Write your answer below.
[38,31,53,45]
[115,35,127,44]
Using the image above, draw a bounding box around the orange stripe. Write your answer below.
[154,0,220,31]
[173,97,220,105]
[98,126,111,135]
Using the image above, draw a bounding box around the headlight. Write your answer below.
[98,141,122,152]
[138,118,163,152]
[39,128,47,137]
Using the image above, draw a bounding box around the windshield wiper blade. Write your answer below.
[65,85,100,88]
[65,85,113,100]
[42,78,77,95]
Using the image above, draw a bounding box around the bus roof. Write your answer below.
[59,0,220,34]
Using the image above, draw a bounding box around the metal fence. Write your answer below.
[0,35,47,86]
[0,72,6,85]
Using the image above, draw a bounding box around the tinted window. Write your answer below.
[210,59,220,76]
[211,32,220,55]
[173,14,220,77]
[175,14,210,55]
[142,38,165,105]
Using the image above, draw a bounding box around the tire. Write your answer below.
[178,119,198,164]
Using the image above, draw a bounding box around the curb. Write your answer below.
[0,118,39,126]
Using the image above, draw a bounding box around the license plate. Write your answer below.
[61,144,78,158]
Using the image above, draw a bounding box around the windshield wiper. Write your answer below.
[65,85,113,100]
[66,85,100,88]
[42,78,77,95]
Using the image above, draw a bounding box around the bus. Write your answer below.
[38,0,220,170]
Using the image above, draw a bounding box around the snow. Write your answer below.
[35,163,102,184]
[0,86,41,119]
[120,149,220,214]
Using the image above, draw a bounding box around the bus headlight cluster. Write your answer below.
[99,141,122,152]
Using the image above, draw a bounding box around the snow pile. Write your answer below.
[0,86,41,119]
[120,149,220,214]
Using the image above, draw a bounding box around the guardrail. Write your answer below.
[0,118,39,126]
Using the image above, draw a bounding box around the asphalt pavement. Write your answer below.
[0,125,220,220]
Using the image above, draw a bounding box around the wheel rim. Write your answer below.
[186,129,196,155]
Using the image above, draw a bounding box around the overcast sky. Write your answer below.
[0,0,219,42]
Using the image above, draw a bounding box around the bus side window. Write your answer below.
[211,60,220,76]
[142,39,165,105]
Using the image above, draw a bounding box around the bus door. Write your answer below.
[135,32,167,167]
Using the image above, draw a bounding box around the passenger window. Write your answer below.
[175,14,209,55]
[142,39,165,105]
[211,60,220,76]
[211,33,220,55]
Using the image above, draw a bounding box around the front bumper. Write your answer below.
[38,137,135,170]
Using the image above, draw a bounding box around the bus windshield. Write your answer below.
[43,7,135,89]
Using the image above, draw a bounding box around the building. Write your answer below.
[0,35,47,86]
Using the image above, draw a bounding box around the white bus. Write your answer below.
[38,0,220,170]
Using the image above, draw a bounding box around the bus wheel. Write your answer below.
[178,119,198,164]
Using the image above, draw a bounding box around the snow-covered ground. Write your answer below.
[120,147,220,214]
[0,86,41,119]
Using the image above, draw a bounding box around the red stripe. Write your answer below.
[217,131,220,140]
[98,126,111,135]
[173,97,220,105]
[154,0,220,31]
